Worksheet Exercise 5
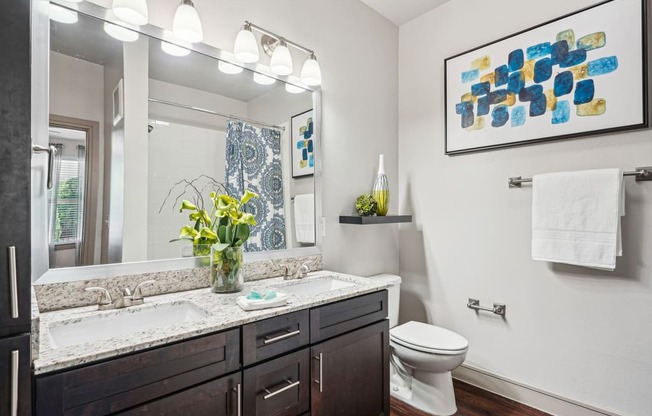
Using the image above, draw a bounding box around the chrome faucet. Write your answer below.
[85,280,156,310]
[283,263,310,280]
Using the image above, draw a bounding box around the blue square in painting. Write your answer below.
[574,79,595,105]
[471,82,491,96]
[508,49,524,71]
[456,101,473,115]
[560,49,587,68]
[302,148,308,161]
[307,139,313,153]
[495,65,509,87]
[491,105,509,127]
[550,40,569,65]
[552,101,571,124]
[461,69,480,83]
[477,96,490,116]
[553,71,574,97]
[487,90,508,105]
[526,42,551,60]
[309,154,314,168]
[511,106,526,127]
[507,72,524,94]
[529,95,547,117]
[296,141,305,150]
[587,56,619,76]
[519,85,543,102]
[534,58,552,83]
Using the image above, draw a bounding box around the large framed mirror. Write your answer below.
[32,1,321,283]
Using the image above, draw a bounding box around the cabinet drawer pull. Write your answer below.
[313,353,323,393]
[263,329,300,345]
[263,379,300,400]
[9,246,18,319]
[11,350,19,416]
[236,383,241,416]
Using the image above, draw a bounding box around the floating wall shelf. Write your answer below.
[339,215,413,225]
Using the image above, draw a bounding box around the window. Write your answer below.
[51,158,83,245]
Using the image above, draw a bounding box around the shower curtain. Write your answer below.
[47,143,63,265]
[225,121,287,252]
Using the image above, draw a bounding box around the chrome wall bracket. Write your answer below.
[467,298,506,316]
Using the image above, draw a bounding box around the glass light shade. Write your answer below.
[103,22,139,42]
[301,56,322,86]
[112,0,148,26]
[49,4,78,24]
[285,84,305,94]
[64,0,84,3]
[218,61,243,75]
[270,43,293,76]
[233,28,259,63]
[161,41,191,57]
[173,2,203,43]
[253,72,276,86]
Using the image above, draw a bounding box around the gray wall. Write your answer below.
[398,0,652,414]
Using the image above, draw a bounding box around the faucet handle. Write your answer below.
[85,287,112,305]
[132,280,156,300]
[281,265,290,279]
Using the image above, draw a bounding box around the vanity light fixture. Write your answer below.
[49,3,78,24]
[253,72,276,86]
[112,0,148,26]
[172,0,203,43]
[285,84,305,94]
[233,21,322,85]
[161,41,191,57]
[103,22,139,42]
[64,0,84,3]
[218,61,243,75]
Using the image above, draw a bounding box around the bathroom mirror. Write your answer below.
[32,1,321,283]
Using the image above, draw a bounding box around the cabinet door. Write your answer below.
[0,335,31,416]
[118,372,241,416]
[311,320,389,416]
[0,0,31,338]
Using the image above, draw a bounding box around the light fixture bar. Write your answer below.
[245,21,314,55]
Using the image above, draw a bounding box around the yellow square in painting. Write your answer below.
[300,160,307,168]
[480,73,495,85]
[471,55,491,71]
[299,126,306,135]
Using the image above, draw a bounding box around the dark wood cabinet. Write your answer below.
[117,372,241,416]
[311,320,390,416]
[0,335,31,416]
[243,309,310,366]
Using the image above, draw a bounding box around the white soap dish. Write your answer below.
[236,292,289,311]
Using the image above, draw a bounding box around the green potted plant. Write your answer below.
[179,189,258,293]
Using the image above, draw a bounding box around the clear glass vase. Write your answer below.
[210,245,244,293]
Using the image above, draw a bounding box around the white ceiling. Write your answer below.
[360,0,451,26]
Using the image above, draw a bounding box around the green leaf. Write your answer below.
[211,243,230,253]
[236,224,250,242]
[225,225,233,244]
[218,225,227,243]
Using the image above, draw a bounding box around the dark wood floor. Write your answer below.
[390,380,551,416]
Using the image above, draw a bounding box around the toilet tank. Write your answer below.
[368,274,402,328]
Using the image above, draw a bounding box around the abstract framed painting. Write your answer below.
[291,109,314,178]
[444,0,648,155]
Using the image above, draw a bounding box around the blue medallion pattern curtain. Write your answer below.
[225,121,286,252]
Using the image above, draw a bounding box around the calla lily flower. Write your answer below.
[179,200,197,212]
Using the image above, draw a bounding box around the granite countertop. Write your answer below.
[34,270,392,375]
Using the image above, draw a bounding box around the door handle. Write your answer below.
[236,383,241,416]
[313,353,323,393]
[8,246,18,319]
[263,379,300,400]
[11,350,19,416]
[32,144,57,190]
[263,329,300,345]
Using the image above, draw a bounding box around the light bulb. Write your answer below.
[270,40,293,76]
[161,41,191,57]
[49,3,78,24]
[285,84,305,94]
[253,72,276,86]
[301,54,322,86]
[104,22,139,42]
[218,61,243,75]
[112,0,148,26]
[173,0,203,43]
[233,25,259,63]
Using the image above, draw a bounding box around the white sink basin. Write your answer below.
[277,277,356,296]
[47,301,209,349]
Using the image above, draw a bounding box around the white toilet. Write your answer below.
[369,274,468,416]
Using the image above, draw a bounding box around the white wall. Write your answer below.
[147,0,400,275]
[398,1,652,415]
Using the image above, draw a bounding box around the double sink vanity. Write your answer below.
[32,269,392,415]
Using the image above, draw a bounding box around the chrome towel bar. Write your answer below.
[467,298,506,316]
[508,166,652,188]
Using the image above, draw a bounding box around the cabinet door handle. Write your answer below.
[263,379,300,400]
[236,383,241,416]
[8,246,18,319]
[32,144,57,190]
[313,353,323,393]
[263,329,300,345]
[11,350,19,416]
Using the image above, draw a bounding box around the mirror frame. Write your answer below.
[32,0,322,284]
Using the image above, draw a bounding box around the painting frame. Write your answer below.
[112,79,124,126]
[444,0,648,155]
[291,109,315,178]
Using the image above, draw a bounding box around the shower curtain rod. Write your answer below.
[148,97,286,131]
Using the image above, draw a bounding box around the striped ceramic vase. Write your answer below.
[372,154,389,216]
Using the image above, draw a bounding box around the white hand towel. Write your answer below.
[531,168,624,270]
[293,193,315,244]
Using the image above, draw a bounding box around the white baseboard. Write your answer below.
[453,364,623,416]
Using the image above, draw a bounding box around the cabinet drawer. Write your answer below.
[243,310,309,366]
[243,349,310,416]
[117,373,241,416]
[35,328,240,416]
[310,290,387,343]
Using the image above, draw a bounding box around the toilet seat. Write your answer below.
[390,321,468,355]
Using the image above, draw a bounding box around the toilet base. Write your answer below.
[390,367,457,416]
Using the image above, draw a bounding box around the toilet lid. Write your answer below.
[390,321,468,353]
